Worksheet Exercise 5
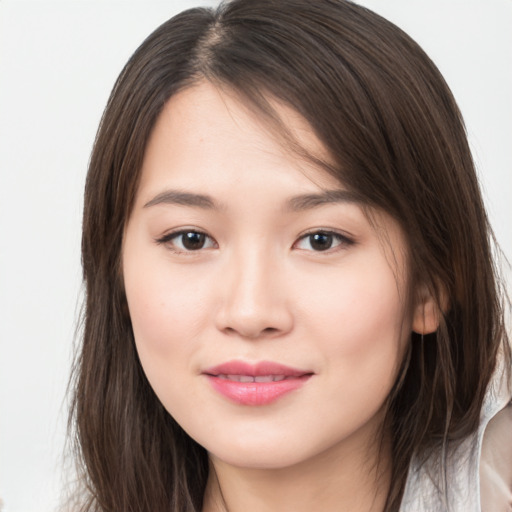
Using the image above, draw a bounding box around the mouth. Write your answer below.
[215,374,291,382]
[203,360,313,406]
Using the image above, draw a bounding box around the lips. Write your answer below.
[203,360,313,406]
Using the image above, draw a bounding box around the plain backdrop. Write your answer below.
[0,1,511,511]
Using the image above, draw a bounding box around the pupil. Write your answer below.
[182,232,205,250]
[310,233,332,251]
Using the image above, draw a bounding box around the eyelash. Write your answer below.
[294,230,355,252]
[155,229,355,254]
[155,229,217,253]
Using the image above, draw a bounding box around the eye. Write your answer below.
[294,231,353,252]
[156,230,216,252]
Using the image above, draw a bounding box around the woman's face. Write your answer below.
[122,81,415,470]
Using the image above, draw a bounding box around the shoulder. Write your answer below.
[401,364,512,512]
[480,399,512,512]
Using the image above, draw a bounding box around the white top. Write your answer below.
[400,363,512,511]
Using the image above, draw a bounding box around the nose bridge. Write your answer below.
[216,243,292,338]
[233,246,274,307]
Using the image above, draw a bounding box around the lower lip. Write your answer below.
[206,375,311,405]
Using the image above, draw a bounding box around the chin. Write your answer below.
[209,445,309,470]
[195,425,336,471]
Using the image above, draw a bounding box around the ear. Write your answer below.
[412,284,445,335]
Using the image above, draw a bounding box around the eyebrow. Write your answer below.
[285,189,364,211]
[143,188,363,211]
[144,190,220,209]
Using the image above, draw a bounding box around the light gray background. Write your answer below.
[0,1,510,511]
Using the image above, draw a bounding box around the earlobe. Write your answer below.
[412,285,445,335]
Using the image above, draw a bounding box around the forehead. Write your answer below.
[137,81,341,199]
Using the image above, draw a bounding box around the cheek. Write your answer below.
[123,225,206,336]
[300,258,410,377]
[298,266,410,443]
[122,241,214,389]
[127,283,202,354]
[123,268,210,420]
[125,275,180,356]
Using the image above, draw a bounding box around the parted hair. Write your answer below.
[71,1,510,510]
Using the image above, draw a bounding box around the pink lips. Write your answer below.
[203,360,313,406]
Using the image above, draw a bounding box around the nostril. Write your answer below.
[222,325,281,339]
[215,299,294,339]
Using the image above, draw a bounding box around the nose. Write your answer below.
[214,249,294,340]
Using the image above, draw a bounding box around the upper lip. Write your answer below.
[203,360,313,378]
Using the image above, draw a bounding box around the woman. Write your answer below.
[71,0,511,510]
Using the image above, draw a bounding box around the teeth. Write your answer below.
[218,374,288,382]
[254,375,273,383]
[237,375,254,383]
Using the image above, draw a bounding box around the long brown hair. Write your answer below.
[71,1,510,510]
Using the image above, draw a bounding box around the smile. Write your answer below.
[217,374,289,382]
[203,360,313,406]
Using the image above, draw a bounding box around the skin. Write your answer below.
[122,81,438,512]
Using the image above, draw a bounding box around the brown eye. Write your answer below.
[180,231,207,250]
[156,230,216,252]
[294,231,354,252]
[309,233,334,251]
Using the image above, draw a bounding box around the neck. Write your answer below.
[202,428,391,512]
